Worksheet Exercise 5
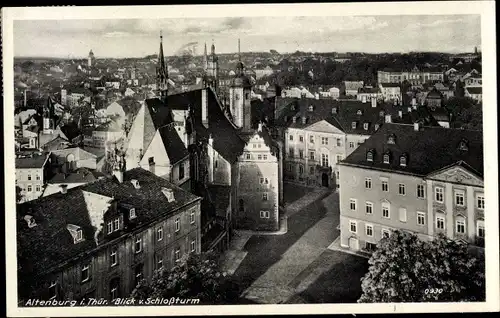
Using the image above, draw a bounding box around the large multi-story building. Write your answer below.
[17,166,202,304]
[338,123,484,253]
[377,67,444,85]
[15,153,51,202]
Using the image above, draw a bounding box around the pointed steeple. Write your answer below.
[236,38,245,76]
[211,39,215,55]
[203,42,208,71]
[156,31,168,103]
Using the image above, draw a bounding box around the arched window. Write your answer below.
[366,150,374,162]
[383,152,391,164]
[308,105,314,111]
[400,154,407,167]
[387,134,396,144]
[476,219,485,238]
[456,215,466,234]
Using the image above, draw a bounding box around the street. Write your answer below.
[223,183,369,304]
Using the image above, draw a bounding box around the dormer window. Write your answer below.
[351,121,357,129]
[308,105,314,111]
[458,139,469,151]
[24,215,37,228]
[129,208,136,219]
[357,109,363,115]
[66,224,84,243]
[366,150,374,162]
[400,154,407,167]
[107,217,120,234]
[332,107,337,114]
[379,111,385,117]
[292,116,297,123]
[374,124,380,131]
[363,123,369,131]
[130,179,140,189]
[162,187,175,203]
[387,134,396,144]
[383,152,391,164]
[291,105,296,111]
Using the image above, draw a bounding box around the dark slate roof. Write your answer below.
[466,87,482,94]
[16,154,49,169]
[157,124,189,164]
[207,184,231,218]
[48,168,98,184]
[59,122,81,142]
[426,89,443,99]
[392,106,441,127]
[341,123,483,177]
[144,98,173,129]
[380,83,401,88]
[178,88,246,163]
[17,168,201,278]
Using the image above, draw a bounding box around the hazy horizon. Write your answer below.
[14,15,481,59]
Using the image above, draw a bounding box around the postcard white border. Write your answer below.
[3,1,498,316]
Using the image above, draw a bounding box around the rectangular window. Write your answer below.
[381,181,389,192]
[365,178,372,189]
[179,162,185,180]
[435,187,444,203]
[175,248,181,262]
[28,174,32,181]
[349,199,357,211]
[365,242,377,252]
[299,150,304,159]
[365,202,373,214]
[289,147,294,157]
[436,216,445,230]
[289,135,293,141]
[321,154,329,167]
[417,184,425,199]
[299,136,304,142]
[175,218,180,232]
[27,184,32,192]
[309,166,314,174]
[310,135,314,143]
[456,219,466,234]
[134,264,143,286]
[259,177,269,185]
[417,212,426,226]
[190,211,195,224]
[246,153,251,160]
[81,264,90,283]
[349,142,355,148]
[257,155,262,160]
[36,174,41,181]
[156,227,163,241]
[477,222,485,238]
[381,229,391,239]
[321,137,328,145]
[155,254,163,270]
[309,151,315,160]
[455,191,465,206]
[49,281,57,299]
[113,218,119,231]
[365,224,373,237]
[477,195,485,209]
[262,193,268,201]
[135,236,142,253]
[35,184,41,192]
[336,138,342,147]
[349,220,357,233]
[336,155,343,164]
[382,203,390,219]
[260,211,270,218]
[398,183,406,196]
[110,248,118,266]
[191,240,196,252]
[107,221,113,234]
[263,155,268,160]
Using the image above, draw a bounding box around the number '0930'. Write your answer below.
[425,288,443,294]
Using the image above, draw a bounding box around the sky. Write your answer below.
[14,15,481,58]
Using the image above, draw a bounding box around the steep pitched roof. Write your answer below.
[17,168,200,279]
[16,154,49,169]
[157,124,189,165]
[466,87,482,94]
[341,123,483,177]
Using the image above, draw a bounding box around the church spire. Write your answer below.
[236,38,245,76]
[156,30,168,103]
[203,42,208,71]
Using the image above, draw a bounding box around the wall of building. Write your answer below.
[339,165,429,251]
[20,201,201,303]
[16,167,46,202]
[139,131,172,179]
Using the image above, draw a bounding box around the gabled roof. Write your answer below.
[341,123,483,177]
[16,154,49,169]
[466,87,482,94]
[48,167,98,184]
[157,124,189,165]
[17,168,200,279]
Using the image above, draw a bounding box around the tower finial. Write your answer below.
[160,30,163,41]
[238,38,241,62]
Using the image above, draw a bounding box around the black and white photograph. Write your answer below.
[3,1,499,316]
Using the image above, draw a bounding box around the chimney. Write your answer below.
[414,122,420,131]
[208,134,214,183]
[385,114,392,123]
[301,116,307,124]
[148,158,156,175]
[371,97,377,108]
[362,95,367,103]
[202,88,208,128]
[314,93,319,100]
[412,97,417,109]
[257,122,263,132]
[398,110,403,118]
[23,89,27,107]
[408,107,412,113]
[292,116,297,123]
[332,107,337,114]
[60,184,68,194]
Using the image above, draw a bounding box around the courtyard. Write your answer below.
[222,183,369,304]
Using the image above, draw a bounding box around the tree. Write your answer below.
[16,186,23,203]
[358,230,485,303]
[131,252,237,304]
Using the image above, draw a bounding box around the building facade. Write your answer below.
[15,153,51,202]
[17,167,202,304]
[377,67,445,85]
[338,123,484,253]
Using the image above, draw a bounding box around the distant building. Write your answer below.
[464,74,482,88]
[88,49,95,68]
[378,66,444,85]
[92,121,124,148]
[344,81,364,97]
[378,83,402,102]
[17,167,202,303]
[254,66,274,79]
[338,124,484,253]
[465,87,482,102]
[357,87,382,102]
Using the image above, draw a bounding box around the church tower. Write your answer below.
[229,39,252,132]
[156,31,169,104]
[88,50,95,68]
[205,41,219,94]
[202,42,208,72]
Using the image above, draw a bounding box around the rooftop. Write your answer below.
[16,154,49,169]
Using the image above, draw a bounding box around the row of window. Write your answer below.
[363,178,425,198]
[434,187,485,209]
[26,174,41,181]
[106,211,196,236]
[245,153,269,161]
[348,218,484,238]
[289,134,343,146]
[260,211,270,218]
[351,122,379,131]
[23,184,42,192]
